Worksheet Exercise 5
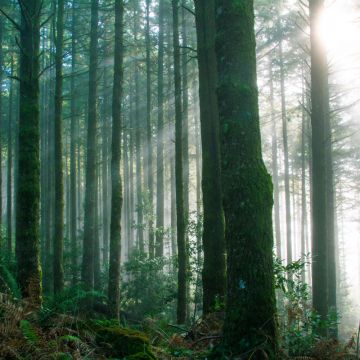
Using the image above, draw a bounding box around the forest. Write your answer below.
[0,0,359,359]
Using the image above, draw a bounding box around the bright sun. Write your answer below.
[319,0,360,71]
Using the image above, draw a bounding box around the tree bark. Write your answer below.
[82,0,99,290]
[172,0,186,324]
[156,0,165,258]
[194,0,226,315]
[108,0,124,319]
[53,0,65,295]
[16,0,42,305]
[216,0,278,355]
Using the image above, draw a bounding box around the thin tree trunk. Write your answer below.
[7,57,14,252]
[269,57,281,259]
[70,0,78,285]
[279,40,292,268]
[172,0,186,324]
[82,0,99,290]
[54,0,65,294]
[156,0,165,258]
[108,0,124,318]
[145,0,155,259]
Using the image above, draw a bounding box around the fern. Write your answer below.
[0,260,21,298]
[20,320,39,345]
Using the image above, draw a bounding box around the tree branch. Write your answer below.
[0,8,20,30]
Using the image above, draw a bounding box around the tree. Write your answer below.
[70,0,78,284]
[155,0,165,258]
[82,0,99,290]
[309,0,337,333]
[194,0,226,315]
[108,0,124,319]
[145,0,155,258]
[16,0,42,305]
[215,0,277,355]
[54,0,65,294]
[172,0,186,324]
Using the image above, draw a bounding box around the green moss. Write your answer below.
[95,325,156,359]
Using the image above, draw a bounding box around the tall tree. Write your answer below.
[216,0,277,355]
[269,57,281,258]
[194,0,226,315]
[70,0,78,284]
[108,0,124,319]
[0,8,3,250]
[279,39,292,268]
[16,0,42,305]
[155,0,165,258]
[53,0,65,294]
[172,0,186,324]
[145,0,155,258]
[82,0,99,290]
[7,56,15,252]
[309,0,337,333]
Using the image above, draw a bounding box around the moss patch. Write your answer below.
[95,325,156,359]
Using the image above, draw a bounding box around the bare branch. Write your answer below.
[0,8,20,30]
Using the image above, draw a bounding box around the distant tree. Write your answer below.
[155,0,165,258]
[53,0,65,295]
[82,0,99,290]
[216,0,278,355]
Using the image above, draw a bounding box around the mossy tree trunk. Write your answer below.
[215,0,277,356]
[82,0,99,290]
[54,0,65,295]
[108,0,124,319]
[16,0,42,305]
[172,0,187,324]
[194,0,226,315]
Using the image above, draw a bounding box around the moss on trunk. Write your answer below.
[215,0,278,356]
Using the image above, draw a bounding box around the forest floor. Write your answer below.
[0,293,359,360]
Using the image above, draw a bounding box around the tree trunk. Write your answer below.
[194,0,225,315]
[172,0,186,324]
[7,57,14,252]
[70,0,78,285]
[82,0,99,290]
[269,57,281,259]
[279,40,292,268]
[310,0,335,329]
[156,0,165,258]
[216,0,277,355]
[16,0,42,305]
[145,0,155,259]
[108,0,124,319]
[54,0,65,294]
[0,13,3,249]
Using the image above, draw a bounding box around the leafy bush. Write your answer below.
[121,251,177,321]
[275,255,339,356]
